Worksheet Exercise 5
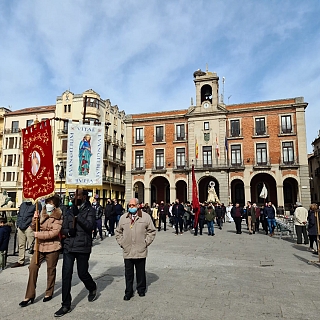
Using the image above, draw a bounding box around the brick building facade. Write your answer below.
[125,69,310,209]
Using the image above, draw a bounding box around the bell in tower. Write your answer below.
[201,84,212,103]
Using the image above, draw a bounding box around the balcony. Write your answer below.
[56,150,67,158]
[227,129,243,139]
[119,141,126,149]
[4,128,21,134]
[253,158,271,170]
[113,137,119,146]
[152,134,166,144]
[133,136,145,145]
[151,165,166,174]
[103,176,125,185]
[58,129,68,136]
[105,134,112,143]
[252,127,269,138]
[131,165,146,174]
[229,160,245,170]
[278,124,296,136]
[0,181,22,188]
[172,162,189,172]
[173,133,188,142]
[193,160,229,171]
[279,158,299,169]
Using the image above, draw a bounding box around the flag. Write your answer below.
[192,165,200,228]
[67,121,105,186]
[216,136,220,157]
[22,119,55,201]
[259,183,268,199]
[195,139,199,159]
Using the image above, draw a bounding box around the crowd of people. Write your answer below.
[0,192,319,317]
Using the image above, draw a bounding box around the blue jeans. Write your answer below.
[267,218,276,234]
[207,221,214,235]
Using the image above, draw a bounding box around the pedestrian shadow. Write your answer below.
[292,253,320,269]
[292,244,309,251]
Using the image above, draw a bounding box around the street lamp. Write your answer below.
[55,161,65,198]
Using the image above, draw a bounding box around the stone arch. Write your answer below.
[150,176,170,205]
[175,180,187,203]
[250,172,277,206]
[198,176,220,203]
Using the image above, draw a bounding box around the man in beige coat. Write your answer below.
[294,202,309,245]
[115,198,156,301]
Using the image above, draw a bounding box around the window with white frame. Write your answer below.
[282,141,294,164]
[231,144,242,166]
[155,126,164,142]
[281,115,292,133]
[176,124,185,140]
[204,122,209,130]
[135,128,143,143]
[256,143,267,165]
[135,150,144,169]
[176,148,185,168]
[203,146,212,167]
[230,120,240,137]
[155,149,164,169]
[255,118,266,135]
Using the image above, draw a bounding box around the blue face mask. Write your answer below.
[128,207,138,214]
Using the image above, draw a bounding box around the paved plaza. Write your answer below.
[1,221,320,320]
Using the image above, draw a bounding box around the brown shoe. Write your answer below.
[11,262,24,268]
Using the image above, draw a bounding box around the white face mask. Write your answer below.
[46,204,55,213]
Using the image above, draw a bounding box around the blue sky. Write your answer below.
[0,0,319,152]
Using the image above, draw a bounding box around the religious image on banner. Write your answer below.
[67,122,105,186]
[22,119,55,201]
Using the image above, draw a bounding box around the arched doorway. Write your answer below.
[176,180,187,203]
[231,179,245,206]
[133,181,144,203]
[198,176,219,203]
[150,176,170,204]
[250,173,277,206]
[283,177,298,210]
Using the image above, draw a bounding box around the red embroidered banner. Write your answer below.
[22,119,55,201]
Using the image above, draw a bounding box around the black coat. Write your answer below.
[307,210,318,236]
[104,203,113,218]
[92,204,103,220]
[62,202,95,254]
[215,205,223,218]
[0,225,11,251]
[172,203,185,218]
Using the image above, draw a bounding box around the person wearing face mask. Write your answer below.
[54,188,97,317]
[115,198,156,301]
[92,195,104,241]
[12,199,42,268]
[19,195,62,307]
[172,198,185,235]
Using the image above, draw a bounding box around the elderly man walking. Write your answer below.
[115,198,156,301]
[294,202,309,245]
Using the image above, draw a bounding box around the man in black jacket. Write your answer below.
[54,189,97,317]
[104,198,113,235]
[172,199,185,235]
[92,195,104,240]
[157,201,168,231]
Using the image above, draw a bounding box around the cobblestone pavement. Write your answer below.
[1,221,320,320]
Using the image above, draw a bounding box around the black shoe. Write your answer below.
[19,298,34,307]
[123,295,132,301]
[11,262,24,268]
[138,292,145,297]
[54,306,71,317]
[212,234,215,236]
[88,282,97,302]
[312,251,318,255]
[43,296,52,302]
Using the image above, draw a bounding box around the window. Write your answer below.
[176,148,185,168]
[155,149,164,169]
[120,150,124,161]
[64,104,71,113]
[204,122,209,130]
[7,155,13,166]
[230,120,240,137]
[26,120,33,127]
[203,146,212,167]
[256,143,267,165]
[255,118,266,135]
[135,150,144,170]
[6,172,12,181]
[135,128,143,143]
[113,147,117,160]
[62,139,68,152]
[113,167,116,178]
[63,121,68,133]
[282,141,294,164]
[8,137,14,149]
[113,130,117,141]
[176,124,185,140]
[281,115,292,133]
[231,145,242,166]
[155,126,164,142]
[11,121,19,133]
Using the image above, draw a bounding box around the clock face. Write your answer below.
[203,102,210,109]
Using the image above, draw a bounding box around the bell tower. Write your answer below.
[193,68,219,109]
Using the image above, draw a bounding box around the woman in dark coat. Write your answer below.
[307,203,318,253]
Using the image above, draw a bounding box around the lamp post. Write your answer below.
[55,161,65,198]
